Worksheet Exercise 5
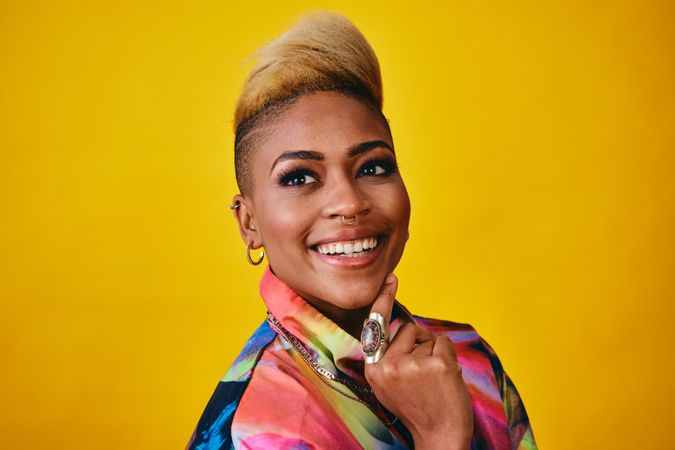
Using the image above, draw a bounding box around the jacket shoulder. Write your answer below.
[185,321,276,450]
[413,314,504,376]
[413,315,480,341]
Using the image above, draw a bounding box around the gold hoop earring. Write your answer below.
[246,242,264,265]
[341,214,358,226]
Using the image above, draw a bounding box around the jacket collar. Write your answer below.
[260,266,413,384]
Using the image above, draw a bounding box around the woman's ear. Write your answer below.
[231,194,262,248]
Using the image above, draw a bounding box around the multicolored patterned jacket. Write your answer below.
[187,267,537,449]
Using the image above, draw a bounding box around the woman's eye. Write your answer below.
[279,169,319,187]
[357,159,397,178]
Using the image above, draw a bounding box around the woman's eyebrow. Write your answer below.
[269,140,394,174]
[270,150,324,173]
[347,140,395,158]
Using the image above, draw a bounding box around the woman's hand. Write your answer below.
[364,274,474,450]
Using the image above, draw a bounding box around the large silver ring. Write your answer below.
[361,312,388,364]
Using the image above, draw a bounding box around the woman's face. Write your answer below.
[237,91,410,320]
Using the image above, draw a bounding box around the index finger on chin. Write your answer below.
[368,273,397,328]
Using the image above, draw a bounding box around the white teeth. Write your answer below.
[315,237,379,256]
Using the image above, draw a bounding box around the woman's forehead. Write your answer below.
[254,92,392,165]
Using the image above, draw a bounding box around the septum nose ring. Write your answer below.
[341,214,358,226]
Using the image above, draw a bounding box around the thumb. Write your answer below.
[368,273,398,332]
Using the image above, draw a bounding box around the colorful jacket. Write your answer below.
[187,267,537,449]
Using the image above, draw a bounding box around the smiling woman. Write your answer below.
[233,91,410,337]
[186,12,536,450]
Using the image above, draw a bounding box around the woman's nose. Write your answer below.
[323,176,371,219]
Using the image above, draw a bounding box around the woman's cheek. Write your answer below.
[262,198,316,247]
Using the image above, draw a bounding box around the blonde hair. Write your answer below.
[234,12,388,193]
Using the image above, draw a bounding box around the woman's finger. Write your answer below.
[368,273,398,328]
[385,322,434,357]
[361,274,398,365]
[411,339,435,356]
[432,334,459,363]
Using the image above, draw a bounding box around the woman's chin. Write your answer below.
[318,283,383,312]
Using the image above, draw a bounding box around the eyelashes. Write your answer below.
[277,166,318,187]
[357,157,399,178]
[276,157,399,187]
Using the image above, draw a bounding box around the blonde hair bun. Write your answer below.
[234,11,383,130]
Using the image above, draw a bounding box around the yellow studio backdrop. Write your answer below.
[1,0,673,448]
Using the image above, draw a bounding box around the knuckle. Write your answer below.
[399,322,415,336]
[380,360,397,378]
[428,355,449,371]
[404,358,421,374]
[394,359,410,375]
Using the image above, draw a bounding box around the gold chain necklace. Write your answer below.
[266,312,398,426]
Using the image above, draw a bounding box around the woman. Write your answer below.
[187,12,536,450]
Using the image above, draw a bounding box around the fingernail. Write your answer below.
[384,273,396,285]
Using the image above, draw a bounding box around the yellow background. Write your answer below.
[1,1,673,448]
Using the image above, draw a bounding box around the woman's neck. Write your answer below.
[302,295,372,339]
[266,266,372,339]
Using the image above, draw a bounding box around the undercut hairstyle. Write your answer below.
[233,12,391,194]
